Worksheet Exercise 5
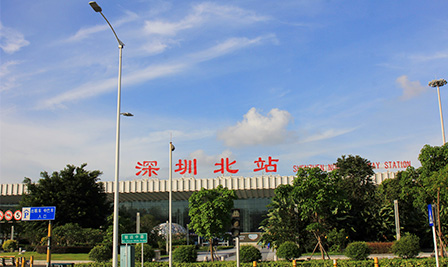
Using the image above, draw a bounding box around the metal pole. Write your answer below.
[46,221,52,267]
[394,200,400,240]
[428,79,447,145]
[236,236,240,267]
[137,212,143,267]
[169,142,174,267]
[111,43,124,267]
[436,85,446,144]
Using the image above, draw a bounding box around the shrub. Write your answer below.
[276,241,301,261]
[173,245,197,263]
[344,242,371,260]
[240,245,262,263]
[2,239,18,252]
[391,233,420,258]
[326,228,348,252]
[135,243,155,261]
[366,242,393,254]
[88,245,112,262]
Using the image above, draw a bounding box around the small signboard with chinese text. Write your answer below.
[22,206,56,221]
[121,233,148,244]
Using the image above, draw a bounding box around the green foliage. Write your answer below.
[391,233,420,258]
[333,155,377,241]
[88,245,112,262]
[239,245,262,263]
[20,164,112,229]
[172,245,197,263]
[276,241,301,261]
[52,223,104,246]
[2,239,18,252]
[293,167,348,255]
[344,242,371,261]
[72,257,448,267]
[135,243,156,262]
[188,185,236,259]
[259,184,301,249]
[326,228,348,252]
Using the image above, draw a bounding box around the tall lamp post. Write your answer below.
[428,78,447,145]
[89,2,125,267]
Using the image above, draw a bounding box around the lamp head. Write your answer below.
[89,1,102,12]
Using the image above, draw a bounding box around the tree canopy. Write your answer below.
[188,185,236,261]
[20,164,111,229]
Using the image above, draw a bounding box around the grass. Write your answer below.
[0,252,90,261]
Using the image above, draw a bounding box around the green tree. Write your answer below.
[416,144,448,255]
[21,164,111,228]
[188,185,236,261]
[293,167,348,259]
[259,184,302,249]
[19,164,112,244]
[333,155,377,241]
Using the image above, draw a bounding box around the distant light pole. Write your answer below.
[428,79,447,145]
[168,142,175,267]
[89,2,125,267]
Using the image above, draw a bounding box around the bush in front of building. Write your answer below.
[2,239,18,252]
[391,233,420,258]
[240,245,262,263]
[344,241,371,261]
[366,242,393,254]
[173,245,197,263]
[88,245,112,262]
[276,241,301,261]
[135,243,156,262]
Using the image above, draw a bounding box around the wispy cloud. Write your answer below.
[37,35,271,109]
[396,75,428,100]
[0,22,30,54]
[299,128,357,143]
[143,2,270,36]
[65,11,139,43]
[218,107,295,147]
[0,61,21,92]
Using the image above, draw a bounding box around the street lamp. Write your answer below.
[428,79,447,145]
[89,2,125,267]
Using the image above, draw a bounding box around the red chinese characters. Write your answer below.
[214,158,239,174]
[254,156,279,172]
[135,161,160,177]
[175,159,197,175]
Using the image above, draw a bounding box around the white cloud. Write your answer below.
[396,75,428,100]
[0,22,30,54]
[0,61,20,92]
[37,35,270,109]
[66,11,139,43]
[143,2,270,36]
[218,107,294,147]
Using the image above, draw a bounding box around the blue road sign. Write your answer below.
[22,206,56,221]
[427,204,434,226]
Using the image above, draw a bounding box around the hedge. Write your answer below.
[74,258,448,267]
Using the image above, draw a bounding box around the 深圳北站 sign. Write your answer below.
[22,206,56,221]
[293,160,412,173]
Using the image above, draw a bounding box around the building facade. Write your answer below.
[0,172,396,232]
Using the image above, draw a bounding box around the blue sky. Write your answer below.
[1,0,447,184]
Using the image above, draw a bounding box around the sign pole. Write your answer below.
[46,221,52,267]
[428,204,440,267]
